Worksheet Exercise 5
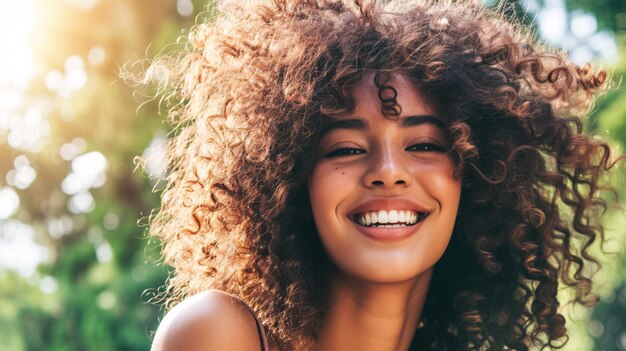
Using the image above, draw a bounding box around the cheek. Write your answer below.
[309,164,354,201]
[415,159,459,190]
[308,165,341,221]
[428,171,461,201]
[413,161,462,220]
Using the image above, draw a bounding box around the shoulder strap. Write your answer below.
[250,308,270,351]
[215,290,270,351]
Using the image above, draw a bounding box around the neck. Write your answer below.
[314,269,432,351]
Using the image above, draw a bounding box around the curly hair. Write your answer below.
[147,0,619,349]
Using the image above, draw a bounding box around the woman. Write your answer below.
[147,0,618,349]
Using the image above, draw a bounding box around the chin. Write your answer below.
[331,255,437,285]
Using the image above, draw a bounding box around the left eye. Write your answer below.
[406,143,444,152]
[324,148,365,158]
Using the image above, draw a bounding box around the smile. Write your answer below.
[353,210,429,227]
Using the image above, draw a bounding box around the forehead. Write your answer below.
[348,72,436,118]
[320,73,446,136]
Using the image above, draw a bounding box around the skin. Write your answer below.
[308,73,462,350]
[151,73,461,351]
[151,290,270,351]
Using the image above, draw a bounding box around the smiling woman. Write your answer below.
[309,73,461,288]
[146,0,620,350]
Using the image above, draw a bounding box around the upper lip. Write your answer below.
[348,198,431,219]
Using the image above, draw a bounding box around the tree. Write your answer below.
[0,0,209,349]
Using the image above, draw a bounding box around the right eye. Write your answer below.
[324,148,365,158]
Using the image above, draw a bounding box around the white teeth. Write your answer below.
[355,210,426,227]
[398,211,406,223]
[378,211,389,224]
[388,210,398,223]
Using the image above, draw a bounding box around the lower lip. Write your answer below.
[350,217,426,241]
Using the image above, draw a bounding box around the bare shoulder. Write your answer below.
[151,290,263,351]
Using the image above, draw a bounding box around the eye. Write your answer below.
[406,143,445,152]
[324,147,365,158]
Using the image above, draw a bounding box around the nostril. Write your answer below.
[370,179,408,186]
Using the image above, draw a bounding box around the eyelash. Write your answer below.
[406,143,445,152]
[324,142,444,158]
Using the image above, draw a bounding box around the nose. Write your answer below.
[362,145,412,188]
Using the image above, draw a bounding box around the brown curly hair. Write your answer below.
[147,0,620,349]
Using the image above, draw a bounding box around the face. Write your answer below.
[308,73,461,284]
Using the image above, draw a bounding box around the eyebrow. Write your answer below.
[322,115,445,135]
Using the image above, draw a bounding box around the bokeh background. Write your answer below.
[0,0,624,350]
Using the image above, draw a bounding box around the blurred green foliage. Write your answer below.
[0,0,624,350]
[566,0,626,32]
[0,0,208,349]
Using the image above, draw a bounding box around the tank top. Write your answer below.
[216,291,270,351]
